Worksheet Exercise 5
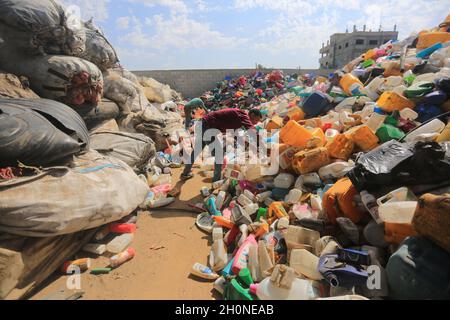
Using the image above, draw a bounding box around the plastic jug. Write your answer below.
[209,239,228,272]
[284,189,303,205]
[340,73,364,96]
[244,203,259,215]
[258,240,274,276]
[255,191,272,203]
[248,244,263,282]
[237,194,253,207]
[106,233,134,254]
[376,187,417,206]
[280,120,313,147]
[349,125,379,151]
[377,91,415,112]
[83,243,106,255]
[378,201,418,224]
[274,173,295,189]
[365,113,387,132]
[318,162,354,181]
[363,77,383,100]
[216,191,226,210]
[290,249,323,281]
[436,123,450,142]
[250,277,319,300]
[380,76,404,92]
[405,119,446,142]
[400,108,419,121]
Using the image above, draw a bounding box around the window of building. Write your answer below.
[345,42,349,48]
[338,45,342,50]
[356,39,364,45]
[369,40,378,45]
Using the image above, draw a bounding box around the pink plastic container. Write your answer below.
[231,234,257,275]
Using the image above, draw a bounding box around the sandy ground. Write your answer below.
[31,167,219,300]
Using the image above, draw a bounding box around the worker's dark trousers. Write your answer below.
[182,120,223,182]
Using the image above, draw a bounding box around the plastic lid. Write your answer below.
[249,284,258,295]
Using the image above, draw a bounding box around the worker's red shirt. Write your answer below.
[202,108,254,132]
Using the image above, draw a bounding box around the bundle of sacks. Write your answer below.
[185,15,450,301]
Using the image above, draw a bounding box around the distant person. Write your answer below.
[184,97,208,130]
[181,108,263,182]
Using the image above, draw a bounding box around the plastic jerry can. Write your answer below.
[376,187,417,206]
[376,124,406,143]
[225,279,254,300]
[362,77,383,100]
[290,249,323,281]
[386,237,450,300]
[326,134,355,160]
[416,32,450,49]
[284,225,321,251]
[301,92,332,117]
[237,194,253,207]
[292,147,330,175]
[274,173,295,189]
[287,107,305,121]
[405,119,446,142]
[348,125,379,151]
[379,201,419,244]
[266,115,284,131]
[340,73,364,96]
[280,120,313,147]
[376,91,415,112]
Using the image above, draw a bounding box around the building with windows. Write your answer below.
[320,25,399,69]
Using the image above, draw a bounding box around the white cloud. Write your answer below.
[127,0,190,15]
[61,0,110,22]
[116,16,131,30]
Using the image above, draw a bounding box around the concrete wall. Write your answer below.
[133,69,331,99]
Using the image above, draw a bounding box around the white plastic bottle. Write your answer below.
[284,189,303,205]
[405,119,446,142]
[216,191,226,210]
[106,233,134,254]
[83,243,107,255]
[237,194,253,207]
[209,239,228,272]
[318,162,354,181]
[365,112,387,132]
[274,173,295,189]
[250,277,320,300]
[255,191,272,203]
[244,203,259,215]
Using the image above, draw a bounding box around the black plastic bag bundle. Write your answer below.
[0,98,89,167]
[348,140,450,192]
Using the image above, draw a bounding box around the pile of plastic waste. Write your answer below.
[185,15,450,300]
[199,70,312,111]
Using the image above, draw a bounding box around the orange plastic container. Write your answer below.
[213,216,235,229]
[340,73,364,96]
[292,147,330,175]
[327,134,355,160]
[266,115,284,131]
[280,121,326,148]
[363,49,377,61]
[384,222,418,245]
[280,120,313,147]
[287,107,306,122]
[376,91,415,112]
[416,32,450,49]
[348,125,379,152]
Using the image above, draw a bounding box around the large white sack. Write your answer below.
[0,150,150,237]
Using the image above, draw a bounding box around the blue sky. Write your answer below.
[62,0,449,70]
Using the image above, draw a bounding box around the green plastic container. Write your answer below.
[376,124,406,143]
[384,115,399,127]
[238,268,254,288]
[362,59,375,68]
[225,279,254,300]
[256,208,268,222]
